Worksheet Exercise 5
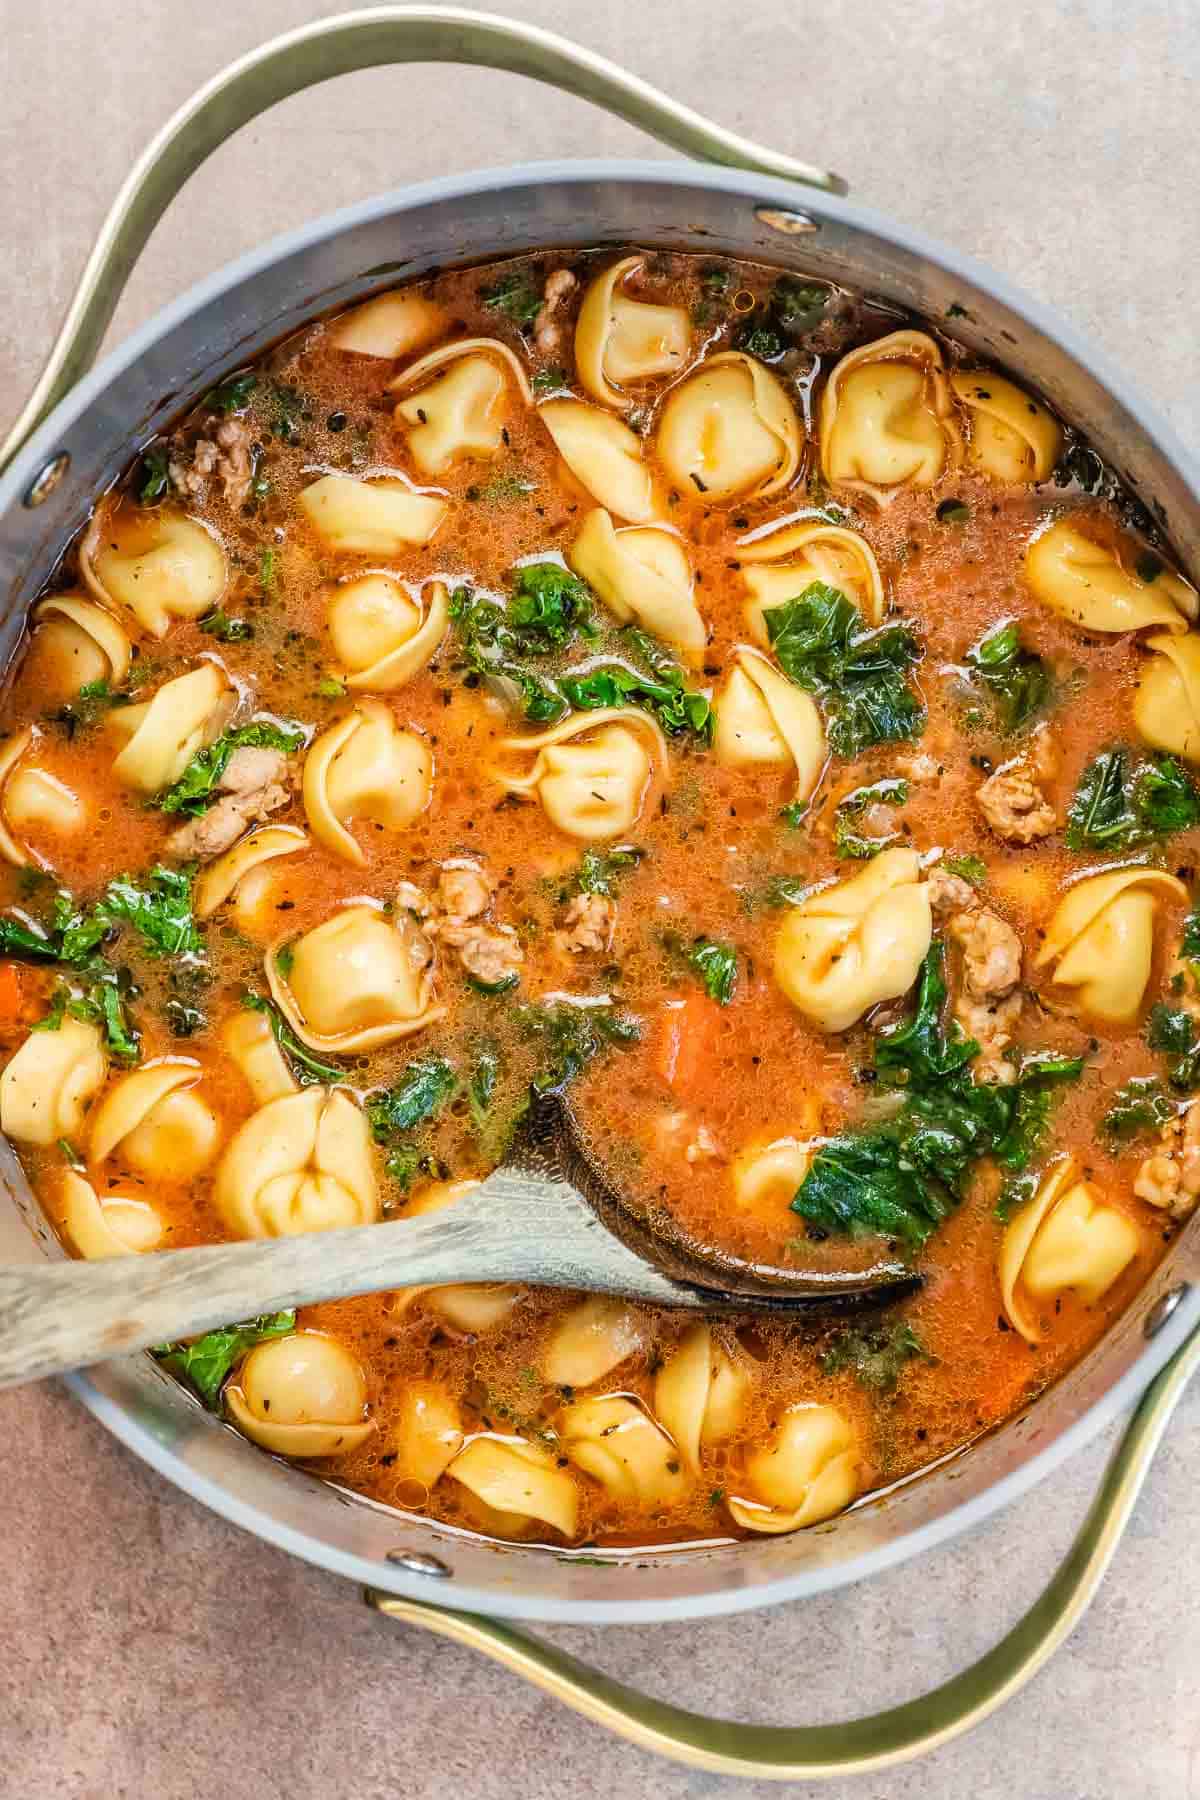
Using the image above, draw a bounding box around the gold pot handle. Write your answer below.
[1,5,844,472]
[368,1322,1200,1779]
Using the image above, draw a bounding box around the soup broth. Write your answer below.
[3,247,1196,1548]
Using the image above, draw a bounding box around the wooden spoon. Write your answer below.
[0,1094,915,1390]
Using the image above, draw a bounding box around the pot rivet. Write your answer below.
[754,207,818,236]
[385,1548,452,1578]
[24,452,69,507]
[1144,1283,1189,1339]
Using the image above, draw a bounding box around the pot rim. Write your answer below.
[8,155,1200,1623]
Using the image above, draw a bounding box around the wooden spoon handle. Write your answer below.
[0,1170,701,1390]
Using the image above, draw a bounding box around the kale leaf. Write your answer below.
[964,620,1052,733]
[137,447,170,505]
[94,866,203,958]
[158,719,305,817]
[763,582,924,757]
[154,1310,295,1410]
[515,1001,641,1095]
[941,853,987,887]
[576,845,644,896]
[1103,1074,1177,1140]
[820,1320,931,1391]
[204,371,257,415]
[560,628,713,742]
[480,271,543,325]
[833,779,908,860]
[1147,1003,1200,1090]
[873,941,977,1086]
[1066,748,1200,850]
[367,1056,458,1138]
[665,933,737,1004]
[507,562,595,648]
[733,276,831,361]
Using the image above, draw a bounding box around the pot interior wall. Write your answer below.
[2,164,1199,1622]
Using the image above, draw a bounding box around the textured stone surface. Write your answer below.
[2,2,1199,1795]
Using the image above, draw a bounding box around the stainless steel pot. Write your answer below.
[3,9,1199,1778]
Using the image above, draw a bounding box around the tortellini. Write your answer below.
[0,727,86,866]
[447,1434,579,1539]
[653,1324,749,1474]
[736,520,885,641]
[109,663,232,795]
[558,1396,687,1507]
[266,904,443,1052]
[538,399,655,522]
[225,1331,375,1457]
[329,288,447,358]
[728,1403,860,1534]
[493,710,661,842]
[0,1016,106,1146]
[950,372,1061,483]
[59,1170,163,1260]
[1025,519,1198,635]
[773,847,933,1032]
[193,824,308,920]
[220,1007,299,1106]
[302,700,432,865]
[998,1157,1140,1344]
[326,576,449,691]
[567,509,705,663]
[389,339,531,474]
[214,1086,379,1237]
[820,330,961,499]
[574,256,691,408]
[397,1179,521,1333]
[1134,632,1200,761]
[541,1296,645,1389]
[713,648,826,804]
[88,1058,219,1181]
[730,1137,811,1216]
[387,1382,464,1493]
[81,496,227,636]
[656,352,802,502]
[1036,867,1186,1023]
[27,592,132,703]
[297,473,446,553]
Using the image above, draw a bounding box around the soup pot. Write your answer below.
[3,8,1200,1778]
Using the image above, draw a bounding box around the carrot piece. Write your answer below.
[656,989,722,1096]
[0,961,26,1025]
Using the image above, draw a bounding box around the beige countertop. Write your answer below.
[2,3,1200,1795]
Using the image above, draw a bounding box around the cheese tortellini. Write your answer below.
[109,663,232,795]
[730,1137,811,1217]
[302,700,432,865]
[541,1296,646,1389]
[820,330,961,499]
[447,1434,579,1539]
[737,520,885,642]
[88,1058,219,1181]
[389,339,532,474]
[1036,867,1186,1023]
[387,1382,464,1494]
[0,727,86,866]
[0,1016,106,1146]
[1025,519,1198,635]
[773,847,933,1032]
[297,473,446,553]
[81,497,228,637]
[538,399,654,522]
[59,1170,164,1260]
[266,904,443,1052]
[329,288,446,358]
[713,648,826,804]
[326,576,449,691]
[728,1403,860,1534]
[574,256,691,407]
[999,1158,1140,1344]
[493,709,662,842]
[220,1007,299,1106]
[214,1086,379,1238]
[1134,631,1200,760]
[193,824,308,920]
[653,1324,749,1474]
[225,1331,375,1457]
[656,352,802,502]
[559,1396,687,1507]
[27,593,131,704]
[950,372,1061,483]
[567,509,705,663]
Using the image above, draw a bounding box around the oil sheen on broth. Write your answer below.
[2,249,1198,1549]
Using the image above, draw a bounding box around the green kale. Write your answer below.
[874,942,978,1086]
[559,628,712,742]
[480,271,542,325]
[532,366,567,395]
[668,934,737,1005]
[1181,900,1200,964]
[448,586,568,724]
[941,853,987,887]
[468,1042,500,1130]
[204,371,257,415]
[820,1320,931,1391]
[137,447,170,505]
[576,845,644,896]
[1147,1003,1200,1090]
[367,1056,458,1138]
[55,677,140,734]
[198,609,253,643]
[733,276,830,360]
[994,1170,1040,1222]
[936,499,971,525]
[158,719,305,816]
[0,916,61,960]
[165,997,206,1038]
[794,1129,954,1246]
[268,383,312,444]
[242,992,344,1086]
[964,620,1052,733]
[315,676,346,699]
[833,779,908,860]
[94,866,203,958]
[1103,1075,1177,1140]
[507,562,595,648]
[1066,748,1200,850]
[34,969,140,1063]
[154,1310,295,1409]
[259,547,278,595]
[779,800,810,830]
[763,582,924,758]
[515,1001,641,1095]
